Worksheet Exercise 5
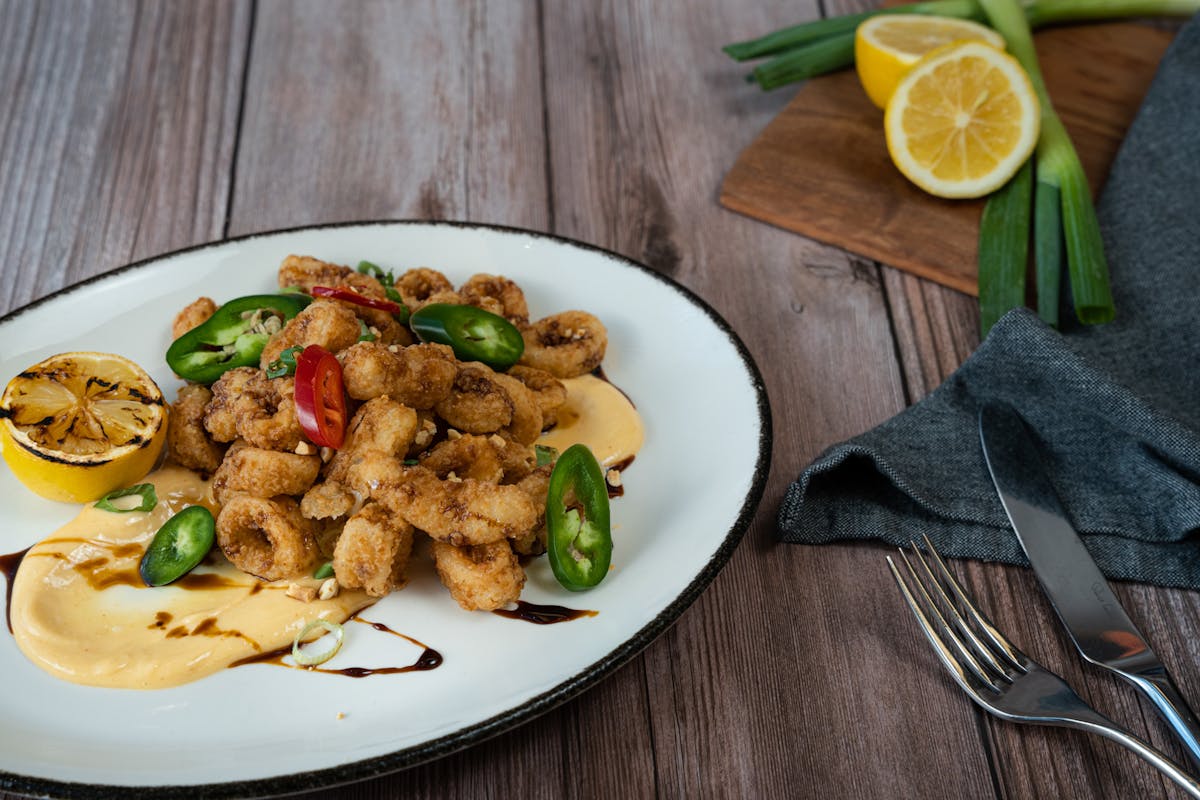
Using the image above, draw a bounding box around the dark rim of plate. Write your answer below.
[0,220,773,800]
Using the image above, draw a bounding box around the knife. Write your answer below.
[978,400,1200,770]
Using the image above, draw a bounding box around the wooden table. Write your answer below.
[2,2,1196,798]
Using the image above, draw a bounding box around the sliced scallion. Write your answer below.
[95,483,158,513]
[313,561,335,580]
[292,619,345,667]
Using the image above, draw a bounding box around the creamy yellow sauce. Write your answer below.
[10,466,373,690]
[537,375,644,466]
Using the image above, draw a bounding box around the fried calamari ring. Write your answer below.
[259,300,362,368]
[509,465,551,557]
[339,341,457,409]
[506,365,566,428]
[171,296,217,340]
[458,274,530,327]
[333,502,415,597]
[211,445,320,503]
[431,539,525,611]
[167,384,225,474]
[435,362,513,434]
[395,267,460,311]
[203,367,305,452]
[518,310,607,378]
[216,495,321,581]
[349,458,537,546]
[491,372,543,445]
[301,397,418,519]
[419,434,505,483]
[278,254,354,292]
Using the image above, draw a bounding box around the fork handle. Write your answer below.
[1071,713,1200,799]
[1125,672,1200,772]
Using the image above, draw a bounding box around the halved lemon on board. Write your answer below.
[855,15,1006,109]
[884,41,1040,199]
[0,352,167,503]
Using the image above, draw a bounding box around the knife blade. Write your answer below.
[978,400,1200,769]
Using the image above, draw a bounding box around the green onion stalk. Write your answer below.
[978,0,1115,329]
[726,0,1200,90]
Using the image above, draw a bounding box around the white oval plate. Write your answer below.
[0,222,770,798]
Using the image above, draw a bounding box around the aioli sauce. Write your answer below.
[8,466,374,690]
[537,374,644,467]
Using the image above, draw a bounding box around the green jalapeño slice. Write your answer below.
[409,303,524,370]
[546,444,612,591]
[139,506,216,587]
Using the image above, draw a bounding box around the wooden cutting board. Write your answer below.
[719,23,1174,295]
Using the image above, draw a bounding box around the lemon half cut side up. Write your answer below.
[884,41,1040,200]
[0,352,168,503]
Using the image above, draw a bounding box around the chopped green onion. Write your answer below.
[403,458,420,466]
[357,319,376,342]
[978,160,1032,337]
[292,619,345,667]
[356,260,395,286]
[265,345,304,379]
[95,483,158,513]
[979,0,1115,325]
[313,561,334,580]
[535,444,559,467]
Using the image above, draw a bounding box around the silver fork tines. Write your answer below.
[888,536,1200,799]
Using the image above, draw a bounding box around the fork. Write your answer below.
[887,536,1200,799]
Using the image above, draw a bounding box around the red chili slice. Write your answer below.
[293,345,347,448]
[310,285,404,314]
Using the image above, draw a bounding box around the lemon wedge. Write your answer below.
[855,15,1006,110]
[1,352,168,503]
[884,41,1040,199]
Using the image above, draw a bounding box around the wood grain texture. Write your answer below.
[0,0,248,318]
[719,23,1174,296]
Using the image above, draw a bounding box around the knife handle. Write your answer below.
[1127,671,1200,772]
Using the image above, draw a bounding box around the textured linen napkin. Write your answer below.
[778,15,1200,589]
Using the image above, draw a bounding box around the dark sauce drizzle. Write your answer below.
[229,615,442,678]
[493,600,598,625]
[1,547,30,634]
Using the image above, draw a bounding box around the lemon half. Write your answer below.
[884,41,1040,199]
[0,352,167,503]
[856,15,1006,109]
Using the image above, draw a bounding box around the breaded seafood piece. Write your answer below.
[518,310,607,378]
[333,502,415,597]
[260,300,362,368]
[395,267,458,311]
[506,365,566,428]
[171,297,217,340]
[339,341,456,409]
[510,465,551,556]
[491,372,542,445]
[167,384,225,474]
[301,397,418,519]
[216,495,321,581]
[349,457,538,547]
[278,254,354,293]
[435,362,513,435]
[458,274,530,327]
[496,436,537,483]
[204,368,305,452]
[431,539,525,611]
[419,434,505,483]
[210,445,320,503]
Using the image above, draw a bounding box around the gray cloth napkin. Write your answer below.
[778,15,1200,589]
